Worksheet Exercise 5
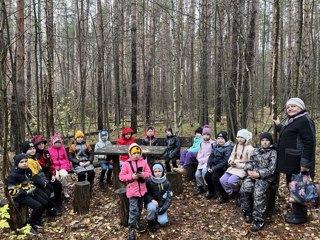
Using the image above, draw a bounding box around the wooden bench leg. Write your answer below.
[115,188,129,227]
[73,181,90,214]
[166,172,183,195]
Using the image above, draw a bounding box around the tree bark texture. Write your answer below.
[73,181,91,215]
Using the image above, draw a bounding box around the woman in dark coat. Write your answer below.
[273,97,316,224]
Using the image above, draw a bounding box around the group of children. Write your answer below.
[166,125,277,232]
[8,125,277,238]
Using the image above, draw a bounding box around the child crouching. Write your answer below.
[145,163,173,233]
[240,132,277,232]
[119,143,151,240]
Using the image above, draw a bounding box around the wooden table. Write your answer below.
[94,145,167,188]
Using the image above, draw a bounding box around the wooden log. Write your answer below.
[113,158,124,189]
[115,188,129,227]
[73,181,90,215]
[10,203,28,229]
[185,164,197,181]
[166,172,183,195]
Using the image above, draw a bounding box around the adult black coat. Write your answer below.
[276,111,316,176]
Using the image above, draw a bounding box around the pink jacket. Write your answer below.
[119,156,151,198]
[48,135,71,171]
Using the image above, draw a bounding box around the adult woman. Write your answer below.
[273,97,316,224]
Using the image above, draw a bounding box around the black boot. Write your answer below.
[250,219,265,232]
[128,226,135,240]
[243,211,253,223]
[205,190,217,200]
[219,193,229,203]
[194,186,206,196]
[148,220,157,233]
[135,221,145,233]
[285,203,308,224]
[47,208,62,217]
[165,162,172,172]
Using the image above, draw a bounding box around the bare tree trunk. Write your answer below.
[199,0,210,125]
[271,0,280,139]
[242,0,257,128]
[12,0,25,151]
[131,0,138,132]
[227,0,240,141]
[294,0,303,96]
[113,0,121,127]
[96,0,104,130]
[45,0,54,136]
[302,0,311,102]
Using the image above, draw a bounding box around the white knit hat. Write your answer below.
[237,129,251,140]
[286,98,305,110]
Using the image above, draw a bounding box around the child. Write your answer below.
[8,153,48,235]
[204,131,233,200]
[240,132,277,232]
[95,130,113,187]
[162,128,180,172]
[145,163,173,233]
[142,126,158,146]
[220,129,254,203]
[174,127,203,175]
[68,130,95,191]
[116,127,135,165]
[194,125,215,196]
[119,143,152,240]
[22,141,61,216]
[32,135,63,208]
[48,134,72,199]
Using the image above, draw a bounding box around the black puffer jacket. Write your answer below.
[7,167,36,200]
[163,135,180,159]
[275,111,316,176]
[207,141,233,171]
[142,136,159,146]
[144,165,173,215]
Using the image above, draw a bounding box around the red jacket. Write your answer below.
[116,127,135,162]
[119,156,151,198]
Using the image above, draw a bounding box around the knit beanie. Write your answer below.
[75,130,84,140]
[195,127,203,135]
[14,153,29,166]
[152,163,164,172]
[32,135,47,146]
[286,97,305,110]
[237,129,250,140]
[100,130,108,137]
[22,141,35,153]
[260,132,273,145]
[128,143,142,156]
[202,125,211,135]
[216,131,228,142]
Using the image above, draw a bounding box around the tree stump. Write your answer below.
[166,172,183,195]
[185,164,197,181]
[9,203,28,230]
[113,158,125,189]
[73,181,90,215]
[115,187,129,227]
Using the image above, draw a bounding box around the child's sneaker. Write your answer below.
[148,220,157,233]
[250,219,265,232]
[128,226,135,240]
[243,211,253,223]
[134,221,145,233]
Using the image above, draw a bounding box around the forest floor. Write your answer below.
[1,168,320,240]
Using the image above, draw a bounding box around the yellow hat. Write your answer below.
[75,130,84,140]
[129,143,141,155]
